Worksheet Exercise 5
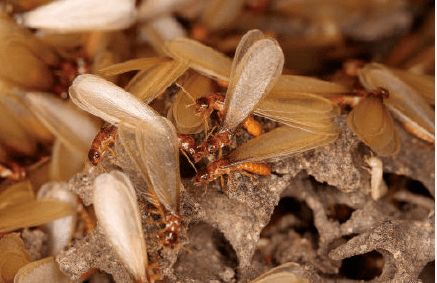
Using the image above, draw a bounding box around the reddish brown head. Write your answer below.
[88,149,102,166]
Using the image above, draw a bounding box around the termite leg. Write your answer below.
[146,261,162,283]
[78,203,96,234]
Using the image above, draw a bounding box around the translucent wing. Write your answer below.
[24,92,99,153]
[227,126,338,164]
[98,57,170,77]
[0,200,74,233]
[126,59,188,103]
[255,92,339,135]
[347,96,400,156]
[271,75,349,95]
[200,0,245,30]
[0,15,58,90]
[0,181,34,210]
[69,74,160,126]
[164,38,232,81]
[170,73,212,134]
[0,233,31,283]
[118,118,182,215]
[93,171,147,282]
[20,0,136,32]
[359,63,434,141]
[251,262,310,283]
[14,257,71,283]
[222,31,284,131]
[388,68,434,105]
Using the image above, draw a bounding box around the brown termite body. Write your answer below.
[88,124,118,166]
[194,159,271,186]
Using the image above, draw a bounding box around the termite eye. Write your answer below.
[88,150,100,164]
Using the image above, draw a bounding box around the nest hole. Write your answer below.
[327,203,354,224]
[419,261,435,283]
[261,197,318,238]
[173,222,238,282]
[384,173,433,199]
[339,250,384,281]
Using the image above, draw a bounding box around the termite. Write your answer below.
[358,63,434,144]
[191,30,284,162]
[70,74,184,249]
[194,125,337,186]
[119,118,183,249]
[88,124,118,166]
[347,87,400,156]
[194,159,271,186]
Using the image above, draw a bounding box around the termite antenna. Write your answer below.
[175,82,197,107]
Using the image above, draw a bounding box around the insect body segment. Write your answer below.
[194,159,271,185]
[88,124,118,166]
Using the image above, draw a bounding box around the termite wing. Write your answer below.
[358,63,434,143]
[118,118,183,248]
[195,125,338,184]
[93,170,148,283]
[163,31,344,139]
[346,90,400,157]
[69,74,182,247]
[220,29,284,134]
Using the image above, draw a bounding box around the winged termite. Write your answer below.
[118,118,182,248]
[346,88,400,156]
[169,73,213,135]
[358,63,434,143]
[70,74,175,166]
[93,170,148,283]
[194,126,338,185]
[192,30,284,161]
[19,0,136,32]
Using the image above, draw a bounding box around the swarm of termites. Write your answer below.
[0,0,434,282]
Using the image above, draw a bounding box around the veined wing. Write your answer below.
[359,63,434,142]
[164,37,232,81]
[222,30,284,131]
[227,126,338,164]
[69,74,160,126]
[118,118,181,215]
[93,171,147,283]
[347,96,400,156]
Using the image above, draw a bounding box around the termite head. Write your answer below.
[195,97,210,113]
[178,135,196,155]
[88,149,102,166]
